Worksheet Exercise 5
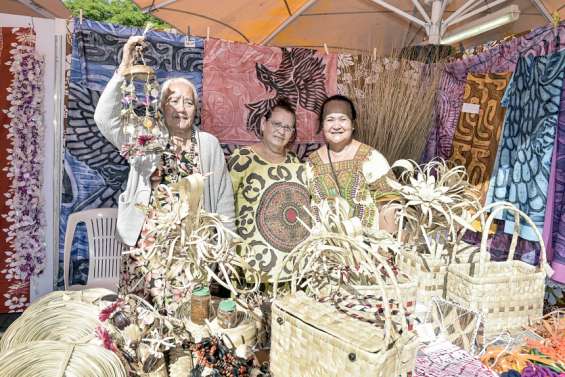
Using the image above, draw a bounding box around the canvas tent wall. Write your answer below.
[133,0,564,53]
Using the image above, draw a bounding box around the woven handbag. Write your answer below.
[446,203,548,339]
[270,292,418,377]
[271,249,419,377]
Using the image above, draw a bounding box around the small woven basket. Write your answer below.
[446,203,547,339]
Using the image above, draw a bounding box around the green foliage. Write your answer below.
[64,0,170,29]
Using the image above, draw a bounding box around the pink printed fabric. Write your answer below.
[201,39,337,144]
[423,24,565,161]
[415,341,497,377]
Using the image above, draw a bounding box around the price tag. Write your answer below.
[461,103,480,114]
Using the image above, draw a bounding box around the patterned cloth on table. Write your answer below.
[449,72,511,205]
[306,143,393,229]
[201,39,337,145]
[63,19,203,286]
[484,51,565,242]
[415,340,497,377]
[228,147,311,282]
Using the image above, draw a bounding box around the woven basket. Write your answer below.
[396,238,485,311]
[0,340,127,377]
[0,301,100,352]
[270,292,418,377]
[350,271,418,316]
[24,288,115,316]
[446,203,547,339]
[271,250,418,377]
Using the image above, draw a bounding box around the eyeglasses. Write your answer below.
[167,96,195,107]
[269,120,295,134]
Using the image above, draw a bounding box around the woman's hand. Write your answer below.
[118,36,145,75]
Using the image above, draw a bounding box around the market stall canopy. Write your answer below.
[132,0,564,53]
[1,0,70,19]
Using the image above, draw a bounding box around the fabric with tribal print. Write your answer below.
[423,23,565,161]
[485,50,565,241]
[202,39,336,144]
[228,147,310,282]
[450,72,511,205]
[548,69,565,282]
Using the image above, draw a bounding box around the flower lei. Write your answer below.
[1,28,46,311]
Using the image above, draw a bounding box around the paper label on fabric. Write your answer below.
[461,103,480,114]
[184,37,196,48]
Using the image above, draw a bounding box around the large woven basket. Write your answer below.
[446,203,547,339]
[270,292,418,377]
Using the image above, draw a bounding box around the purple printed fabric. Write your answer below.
[415,340,497,377]
[423,24,565,161]
[551,79,565,283]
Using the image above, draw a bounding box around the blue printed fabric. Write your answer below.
[485,50,565,241]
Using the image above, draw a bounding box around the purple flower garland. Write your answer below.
[1,28,45,312]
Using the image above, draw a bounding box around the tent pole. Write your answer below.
[367,0,427,28]
[411,0,431,23]
[261,0,318,45]
[445,0,509,28]
[427,0,444,43]
[529,0,553,23]
[444,0,480,25]
[142,0,179,13]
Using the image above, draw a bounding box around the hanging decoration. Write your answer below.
[0,27,45,313]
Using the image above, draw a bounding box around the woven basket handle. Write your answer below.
[477,202,546,276]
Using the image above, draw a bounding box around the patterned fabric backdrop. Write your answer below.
[449,72,511,205]
[201,39,337,145]
[427,24,565,266]
[423,24,565,162]
[484,51,565,242]
[549,75,565,283]
[62,19,203,286]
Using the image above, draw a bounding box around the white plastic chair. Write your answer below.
[63,208,124,292]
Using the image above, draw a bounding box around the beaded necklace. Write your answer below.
[160,127,200,184]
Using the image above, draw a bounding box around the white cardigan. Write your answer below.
[94,73,235,246]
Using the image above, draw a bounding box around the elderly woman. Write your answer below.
[306,94,396,233]
[94,36,234,248]
[95,36,234,295]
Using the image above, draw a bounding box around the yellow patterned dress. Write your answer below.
[228,147,311,282]
[306,143,393,229]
